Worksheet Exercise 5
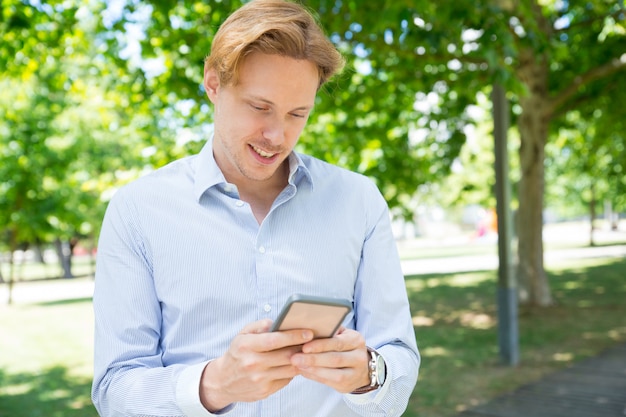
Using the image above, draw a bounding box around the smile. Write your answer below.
[250,144,277,159]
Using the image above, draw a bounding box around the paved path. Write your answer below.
[2,243,625,305]
[0,275,95,305]
[400,244,626,275]
[456,343,626,417]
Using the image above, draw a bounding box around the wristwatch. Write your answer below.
[351,347,386,394]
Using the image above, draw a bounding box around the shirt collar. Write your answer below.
[193,137,314,202]
[287,151,313,190]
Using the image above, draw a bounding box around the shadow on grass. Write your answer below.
[405,256,626,325]
[34,297,94,307]
[405,268,502,366]
[0,366,97,417]
[402,256,626,417]
[406,258,626,368]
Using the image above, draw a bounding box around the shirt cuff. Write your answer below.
[176,361,235,416]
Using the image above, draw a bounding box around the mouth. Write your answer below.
[250,144,278,159]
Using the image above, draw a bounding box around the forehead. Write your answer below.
[233,52,319,106]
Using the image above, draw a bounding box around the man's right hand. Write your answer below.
[199,319,314,412]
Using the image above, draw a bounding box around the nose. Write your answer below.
[262,114,286,145]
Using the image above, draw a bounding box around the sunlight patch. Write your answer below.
[0,382,32,396]
[553,352,574,362]
[405,280,426,291]
[422,346,450,357]
[608,328,626,340]
[70,397,92,409]
[412,315,435,327]
[460,312,495,329]
[39,388,71,401]
[564,281,582,290]
[449,273,492,287]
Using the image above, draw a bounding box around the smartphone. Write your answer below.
[270,294,352,339]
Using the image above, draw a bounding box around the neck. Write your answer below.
[236,161,290,224]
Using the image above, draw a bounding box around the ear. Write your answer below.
[204,66,220,104]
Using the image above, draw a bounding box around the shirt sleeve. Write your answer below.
[91,189,211,417]
[343,185,420,416]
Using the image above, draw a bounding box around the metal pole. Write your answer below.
[492,83,519,366]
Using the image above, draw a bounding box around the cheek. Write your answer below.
[287,119,308,141]
[219,108,259,136]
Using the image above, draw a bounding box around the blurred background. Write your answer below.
[1,1,625,416]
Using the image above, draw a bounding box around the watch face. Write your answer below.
[376,355,386,385]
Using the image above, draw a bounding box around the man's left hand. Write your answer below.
[290,327,371,393]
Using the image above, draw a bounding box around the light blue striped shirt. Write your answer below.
[92,138,419,417]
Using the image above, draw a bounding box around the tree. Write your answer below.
[0,0,162,292]
[546,109,626,244]
[315,0,626,305]
[98,0,626,306]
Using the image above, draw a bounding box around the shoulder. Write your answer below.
[299,153,380,193]
[109,155,197,207]
[297,153,388,214]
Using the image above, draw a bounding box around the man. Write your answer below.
[91,1,419,416]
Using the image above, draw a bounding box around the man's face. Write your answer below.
[204,52,319,188]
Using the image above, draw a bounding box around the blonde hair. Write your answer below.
[205,0,344,88]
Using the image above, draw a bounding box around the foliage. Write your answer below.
[0,0,173,255]
[546,110,626,219]
[1,1,95,251]
[1,0,625,304]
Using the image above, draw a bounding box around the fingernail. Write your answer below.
[302,331,313,340]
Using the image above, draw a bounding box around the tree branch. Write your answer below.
[548,56,626,116]
[554,9,625,34]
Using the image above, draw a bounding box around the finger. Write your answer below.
[263,328,315,351]
[302,328,363,354]
[292,349,370,393]
[292,347,368,371]
[236,327,314,354]
[292,351,346,369]
[297,365,358,394]
[240,319,273,335]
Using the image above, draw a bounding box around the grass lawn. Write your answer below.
[0,298,95,417]
[0,241,624,416]
[403,255,626,417]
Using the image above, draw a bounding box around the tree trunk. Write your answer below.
[54,238,74,278]
[8,251,14,305]
[515,48,553,307]
[605,200,619,231]
[33,239,46,264]
[589,184,596,247]
[6,230,17,305]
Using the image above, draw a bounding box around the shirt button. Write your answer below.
[235,200,244,207]
[263,304,272,312]
[259,246,266,254]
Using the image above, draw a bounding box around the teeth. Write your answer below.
[251,144,275,158]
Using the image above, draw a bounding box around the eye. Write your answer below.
[290,113,306,119]
[250,103,268,112]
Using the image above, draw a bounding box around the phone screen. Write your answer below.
[271,294,352,339]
